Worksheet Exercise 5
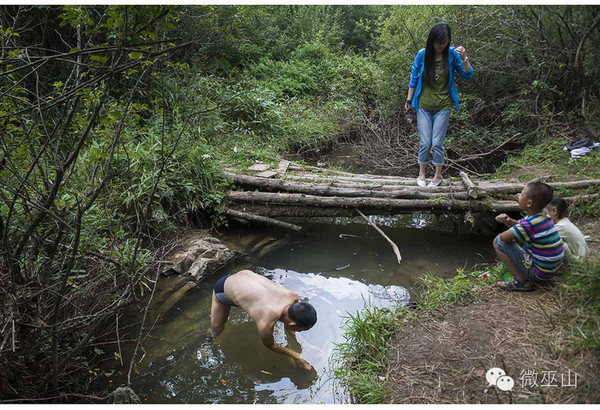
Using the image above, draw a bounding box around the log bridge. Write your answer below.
[223,160,600,231]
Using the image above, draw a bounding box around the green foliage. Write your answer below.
[496,137,600,182]
[155,35,378,165]
[334,305,404,403]
[415,265,502,312]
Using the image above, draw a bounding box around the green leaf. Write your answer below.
[90,54,108,64]
[128,51,143,60]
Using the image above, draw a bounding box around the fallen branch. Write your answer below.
[127,263,162,386]
[451,133,522,163]
[356,209,402,264]
[116,312,124,367]
[230,205,361,218]
[156,281,196,316]
[226,209,302,231]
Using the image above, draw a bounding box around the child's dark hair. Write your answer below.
[288,301,317,329]
[526,181,554,210]
[549,197,569,219]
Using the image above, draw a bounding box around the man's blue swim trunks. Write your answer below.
[214,275,236,306]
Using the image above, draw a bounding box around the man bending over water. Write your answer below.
[210,270,317,370]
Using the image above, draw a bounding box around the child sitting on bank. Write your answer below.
[544,197,588,262]
[493,182,564,291]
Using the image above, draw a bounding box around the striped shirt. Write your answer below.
[510,213,564,279]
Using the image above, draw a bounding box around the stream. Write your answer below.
[95,214,496,403]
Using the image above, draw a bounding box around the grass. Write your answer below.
[333,305,405,403]
[495,137,600,181]
[332,264,507,403]
[560,259,600,351]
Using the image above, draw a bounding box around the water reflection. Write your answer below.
[114,269,409,404]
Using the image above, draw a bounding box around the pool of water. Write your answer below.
[96,217,495,403]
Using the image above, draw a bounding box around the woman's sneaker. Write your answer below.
[427,177,442,187]
[416,177,427,187]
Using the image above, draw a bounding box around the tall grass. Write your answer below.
[333,306,404,403]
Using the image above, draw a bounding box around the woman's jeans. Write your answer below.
[417,108,451,166]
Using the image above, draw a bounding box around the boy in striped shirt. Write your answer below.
[493,182,564,291]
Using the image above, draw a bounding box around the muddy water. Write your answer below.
[98,216,495,403]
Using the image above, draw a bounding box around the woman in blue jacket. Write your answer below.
[405,22,474,187]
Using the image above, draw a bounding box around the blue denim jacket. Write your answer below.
[408,47,474,111]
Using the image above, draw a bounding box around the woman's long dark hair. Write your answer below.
[423,22,451,86]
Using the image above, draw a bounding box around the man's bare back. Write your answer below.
[210,270,317,370]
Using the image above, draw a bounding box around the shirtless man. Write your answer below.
[210,270,317,370]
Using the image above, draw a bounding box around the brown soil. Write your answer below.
[385,217,600,404]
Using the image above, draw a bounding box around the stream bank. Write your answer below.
[335,215,600,404]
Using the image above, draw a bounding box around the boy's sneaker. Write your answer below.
[497,278,534,292]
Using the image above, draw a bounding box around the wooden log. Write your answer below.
[288,163,356,176]
[286,173,464,187]
[275,160,291,175]
[248,164,271,171]
[311,180,467,193]
[288,162,416,180]
[157,281,196,315]
[232,204,365,218]
[227,192,599,223]
[564,193,600,202]
[229,193,597,220]
[459,171,480,199]
[479,179,600,193]
[226,191,519,212]
[356,209,401,264]
[224,172,474,199]
[256,170,278,178]
[226,209,302,231]
[297,171,416,181]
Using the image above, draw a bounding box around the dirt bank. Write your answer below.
[385,217,600,404]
